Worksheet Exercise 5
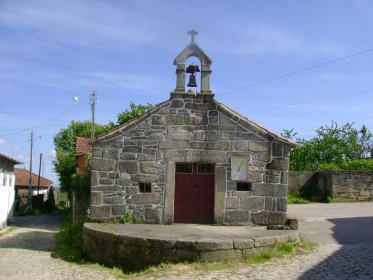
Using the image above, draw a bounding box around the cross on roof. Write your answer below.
[188,29,198,43]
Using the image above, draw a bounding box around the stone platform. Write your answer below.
[83,223,300,271]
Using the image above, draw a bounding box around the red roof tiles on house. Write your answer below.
[76,137,91,156]
[0,153,23,164]
[14,168,53,188]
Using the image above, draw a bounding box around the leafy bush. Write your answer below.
[54,210,86,262]
[319,159,373,171]
[71,168,91,211]
[287,122,373,171]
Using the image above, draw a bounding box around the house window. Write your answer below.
[176,163,193,173]
[139,183,151,193]
[9,176,12,187]
[197,163,214,174]
[237,182,252,191]
[3,174,7,187]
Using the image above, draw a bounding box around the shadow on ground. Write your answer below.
[11,211,62,231]
[0,230,56,252]
[299,216,373,279]
[0,212,62,253]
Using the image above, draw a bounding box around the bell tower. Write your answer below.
[172,30,213,97]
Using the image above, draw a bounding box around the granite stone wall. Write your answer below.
[288,171,373,201]
[288,171,317,194]
[328,171,373,200]
[90,93,293,225]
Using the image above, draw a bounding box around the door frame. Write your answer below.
[163,162,226,224]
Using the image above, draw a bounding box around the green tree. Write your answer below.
[53,102,152,200]
[53,121,112,198]
[288,122,373,171]
[281,127,298,140]
[117,101,152,125]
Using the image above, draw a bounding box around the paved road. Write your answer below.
[1,203,373,279]
[161,202,373,280]
[0,212,115,280]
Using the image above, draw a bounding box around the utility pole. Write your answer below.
[90,91,96,139]
[37,153,43,209]
[73,91,96,139]
[28,131,34,213]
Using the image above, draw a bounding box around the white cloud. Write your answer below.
[51,149,56,158]
[0,138,5,145]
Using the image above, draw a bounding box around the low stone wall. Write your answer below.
[288,171,373,201]
[83,223,300,272]
[288,171,316,194]
[330,171,373,200]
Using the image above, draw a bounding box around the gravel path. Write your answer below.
[1,203,373,280]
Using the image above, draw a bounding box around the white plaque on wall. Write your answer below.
[231,156,248,181]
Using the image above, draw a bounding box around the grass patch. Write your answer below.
[53,209,87,262]
[0,226,17,238]
[288,191,312,204]
[244,242,297,264]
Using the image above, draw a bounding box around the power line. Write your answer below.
[217,47,373,97]
[0,110,69,122]
[244,89,373,114]
[0,95,89,137]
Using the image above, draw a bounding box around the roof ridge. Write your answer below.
[91,99,171,143]
[14,167,53,184]
[216,100,297,146]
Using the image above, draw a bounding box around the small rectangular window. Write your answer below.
[198,163,214,174]
[237,182,252,191]
[139,183,151,193]
[176,163,193,173]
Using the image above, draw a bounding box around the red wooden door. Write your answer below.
[174,163,214,224]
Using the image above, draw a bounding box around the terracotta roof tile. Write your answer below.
[14,168,53,188]
[76,137,91,155]
[0,153,23,164]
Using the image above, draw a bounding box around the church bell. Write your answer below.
[187,73,197,87]
[186,64,200,88]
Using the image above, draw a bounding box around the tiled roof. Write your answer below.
[14,168,53,188]
[76,137,91,156]
[0,153,23,164]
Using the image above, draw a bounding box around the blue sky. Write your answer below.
[1,0,373,185]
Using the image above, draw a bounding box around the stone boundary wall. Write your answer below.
[289,171,373,201]
[288,171,316,194]
[83,223,300,271]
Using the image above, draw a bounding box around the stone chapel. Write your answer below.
[89,31,296,226]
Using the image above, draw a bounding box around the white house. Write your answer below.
[0,153,22,230]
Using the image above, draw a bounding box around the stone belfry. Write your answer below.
[172,30,213,96]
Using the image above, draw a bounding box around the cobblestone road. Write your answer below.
[152,243,373,280]
[1,203,373,280]
[0,212,115,280]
